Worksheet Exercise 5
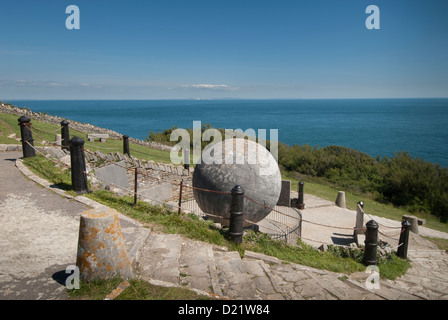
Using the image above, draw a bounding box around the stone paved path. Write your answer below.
[1,150,448,300]
[0,151,148,299]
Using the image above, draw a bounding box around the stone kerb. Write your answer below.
[76,207,133,281]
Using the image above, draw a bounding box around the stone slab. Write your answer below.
[277,180,291,206]
[94,160,129,190]
[139,182,173,203]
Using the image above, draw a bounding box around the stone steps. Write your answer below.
[134,232,448,300]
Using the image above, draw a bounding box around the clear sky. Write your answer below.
[1,0,447,99]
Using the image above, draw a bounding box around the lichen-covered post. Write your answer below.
[229,185,245,245]
[70,136,89,194]
[76,207,133,281]
[363,220,379,266]
[397,220,411,259]
[60,120,70,151]
[123,135,130,157]
[18,116,35,158]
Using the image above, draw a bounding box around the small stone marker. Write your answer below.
[94,161,129,190]
[76,207,133,281]
[54,134,62,146]
[335,191,346,208]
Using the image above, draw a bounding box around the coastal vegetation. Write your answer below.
[147,125,448,224]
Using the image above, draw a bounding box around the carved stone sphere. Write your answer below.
[192,138,281,227]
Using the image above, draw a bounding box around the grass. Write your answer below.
[422,236,448,251]
[22,153,75,194]
[87,189,228,247]
[0,112,174,163]
[67,278,213,300]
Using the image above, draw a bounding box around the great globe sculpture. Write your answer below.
[192,138,281,227]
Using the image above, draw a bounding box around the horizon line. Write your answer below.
[3,97,448,102]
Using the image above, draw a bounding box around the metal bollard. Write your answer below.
[397,220,411,259]
[134,167,138,206]
[18,116,35,158]
[298,181,305,209]
[70,136,89,194]
[123,135,130,157]
[229,185,245,245]
[178,180,183,215]
[363,220,379,266]
[60,120,70,151]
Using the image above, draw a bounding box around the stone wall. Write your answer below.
[84,149,194,202]
[0,101,172,152]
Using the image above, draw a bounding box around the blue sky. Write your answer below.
[1,0,447,99]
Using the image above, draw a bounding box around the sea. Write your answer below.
[5,98,448,168]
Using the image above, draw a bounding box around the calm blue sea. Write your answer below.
[5,99,448,168]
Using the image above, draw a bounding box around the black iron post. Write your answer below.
[363,220,379,266]
[18,116,35,158]
[70,136,89,194]
[178,180,183,215]
[134,167,138,206]
[183,148,190,171]
[60,120,70,151]
[229,185,245,245]
[397,220,411,259]
[123,135,130,157]
[298,181,305,209]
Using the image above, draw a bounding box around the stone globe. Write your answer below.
[192,138,281,227]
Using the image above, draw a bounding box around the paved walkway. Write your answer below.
[1,150,448,300]
[0,151,148,299]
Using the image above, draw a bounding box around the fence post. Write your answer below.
[178,180,183,215]
[298,181,305,209]
[397,220,411,259]
[61,120,70,151]
[18,116,35,158]
[134,167,138,206]
[363,220,379,266]
[354,201,365,237]
[123,135,130,157]
[229,185,245,245]
[70,136,89,194]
